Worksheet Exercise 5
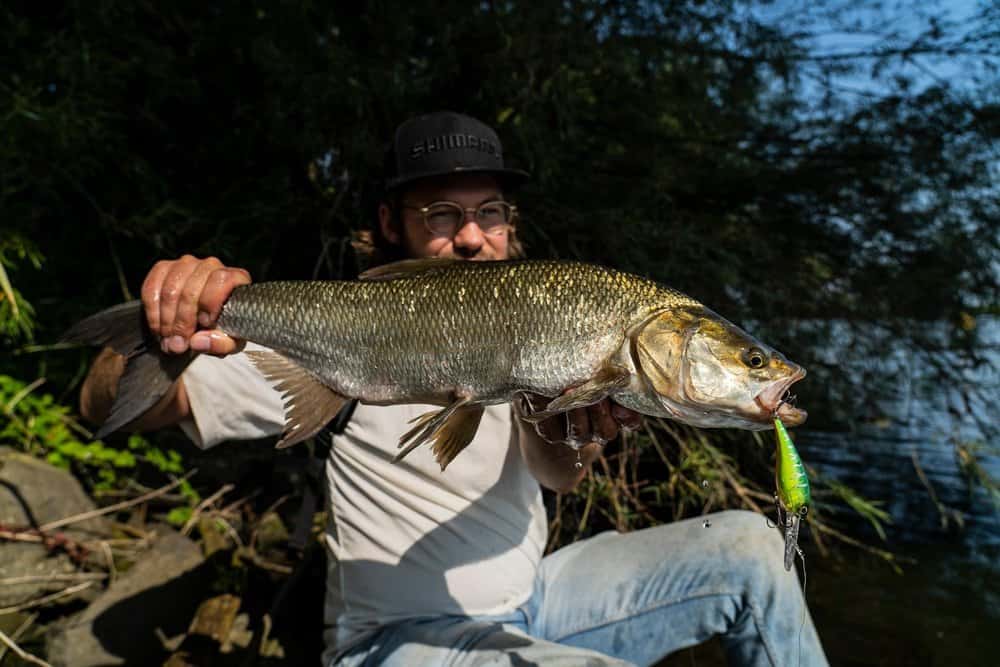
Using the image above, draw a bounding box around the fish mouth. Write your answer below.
[755,367,808,426]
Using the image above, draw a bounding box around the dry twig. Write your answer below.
[0,525,89,563]
[809,522,913,573]
[0,612,36,662]
[911,450,964,530]
[573,476,597,542]
[236,547,293,575]
[181,483,235,536]
[0,527,42,544]
[100,541,117,585]
[545,493,564,553]
[0,627,53,667]
[110,521,152,540]
[0,581,95,616]
[39,470,196,532]
[0,572,107,587]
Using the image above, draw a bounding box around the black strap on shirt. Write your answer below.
[286,399,358,553]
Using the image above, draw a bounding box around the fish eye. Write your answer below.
[743,347,768,369]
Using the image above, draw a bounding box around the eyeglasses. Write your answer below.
[401,200,517,238]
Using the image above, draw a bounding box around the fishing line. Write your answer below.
[795,535,808,667]
[795,507,809,665]
[763,500,808,667]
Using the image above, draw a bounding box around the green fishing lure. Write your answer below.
[774,415,810,571]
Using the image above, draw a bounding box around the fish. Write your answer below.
[774,415,811,571]
[62,258,808,470]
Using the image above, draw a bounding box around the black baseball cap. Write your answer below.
[383,111,530,192]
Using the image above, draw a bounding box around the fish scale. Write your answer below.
[215,260,693,406]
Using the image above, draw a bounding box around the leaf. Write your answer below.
[166,506,193,527]
[825,478,893,541]
[0,261,19,320]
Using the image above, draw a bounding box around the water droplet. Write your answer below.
[702,519,712,528]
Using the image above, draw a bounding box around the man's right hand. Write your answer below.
[141,255,251,356]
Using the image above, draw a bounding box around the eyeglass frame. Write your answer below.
[399,199,518,238]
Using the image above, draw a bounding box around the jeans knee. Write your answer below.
[712,510,789,590]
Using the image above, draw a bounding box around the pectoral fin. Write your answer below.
[394,398,485,470]
[520,363,631,423]
[246,350,349,449]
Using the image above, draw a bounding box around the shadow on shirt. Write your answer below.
[328,425,544,665]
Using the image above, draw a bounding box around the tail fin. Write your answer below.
[62,301,196,438]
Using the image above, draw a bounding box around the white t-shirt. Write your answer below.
[179,344,548,657]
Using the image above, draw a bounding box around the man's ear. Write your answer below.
[378,203,400,244]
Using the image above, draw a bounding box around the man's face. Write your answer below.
[378,174,511,261]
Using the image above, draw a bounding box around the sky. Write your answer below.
[750,0,996,107]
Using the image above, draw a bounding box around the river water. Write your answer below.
[800,430,998,666]
[794,318,999,666]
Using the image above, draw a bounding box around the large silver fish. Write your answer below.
[63,259,807,469]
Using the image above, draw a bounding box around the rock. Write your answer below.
[0,447,108,608]
[46,527,209,667]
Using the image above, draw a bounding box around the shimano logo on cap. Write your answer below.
[384,111,528,190]
[409,133,500,160]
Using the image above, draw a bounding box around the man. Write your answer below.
[81,111,828,666]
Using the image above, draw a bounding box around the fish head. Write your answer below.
[633,307,807,430]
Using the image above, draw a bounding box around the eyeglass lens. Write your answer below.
[423,202,513,237]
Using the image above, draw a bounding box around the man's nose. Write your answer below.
[452,216,485,255]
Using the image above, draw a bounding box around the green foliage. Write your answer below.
[0,230,199,503]
[0,374,198,501]
[821,477,894,542]
[166,506,193,528]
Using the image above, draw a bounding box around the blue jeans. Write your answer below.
[331,510,828,666]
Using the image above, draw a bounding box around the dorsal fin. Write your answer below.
[358,258,461,282]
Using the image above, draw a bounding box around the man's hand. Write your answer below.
[515,393,642,493]
[79,255,251,429]
[141,255,251,356]
[522,394,642,448]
